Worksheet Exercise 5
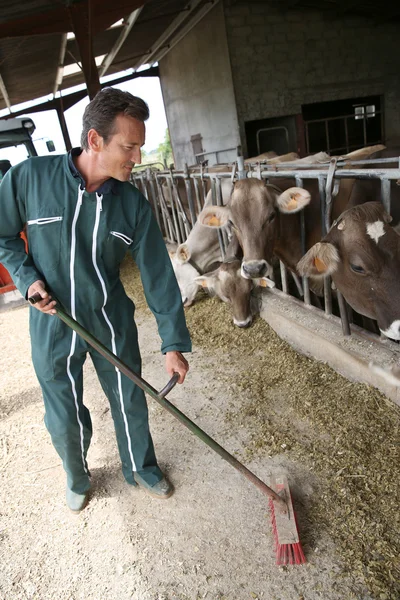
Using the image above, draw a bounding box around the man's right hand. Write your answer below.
[27,280,57,315]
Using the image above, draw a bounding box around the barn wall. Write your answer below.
[223,1,400,156]
[158,2,240,169]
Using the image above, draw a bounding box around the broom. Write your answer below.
[29,293,306,565]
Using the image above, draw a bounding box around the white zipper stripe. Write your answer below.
[27,216,63,225]
[67,187,88,475]
[110,231,133,245]
[92,194,136,472]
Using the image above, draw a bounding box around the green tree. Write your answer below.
[157,129,173,168]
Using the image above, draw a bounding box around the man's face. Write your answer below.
[97,113,145,182]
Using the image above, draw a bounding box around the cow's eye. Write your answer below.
[350,263,366,274]
[267,212,276,224]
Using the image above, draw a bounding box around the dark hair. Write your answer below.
[81,87,150,150]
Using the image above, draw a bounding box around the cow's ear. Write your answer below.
[254,277,276,289]
[276,187,311,213]
[176,243,191,264]
[194,274,216,294]
[297,242,339,277]
[198,206,231,228]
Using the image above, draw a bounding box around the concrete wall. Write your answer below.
[159,2,240,169]
[223,1,400,155]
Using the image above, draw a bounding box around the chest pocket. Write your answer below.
[26,212,64,273]
[101,229,134,275]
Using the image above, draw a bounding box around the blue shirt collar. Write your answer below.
[68,147,118,195]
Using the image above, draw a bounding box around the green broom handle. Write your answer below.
[28,293,287,511]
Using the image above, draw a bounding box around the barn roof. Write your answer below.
[0,0,398,113]
[0,0,216,112]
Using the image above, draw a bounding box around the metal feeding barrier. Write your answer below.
[131,155,400,340]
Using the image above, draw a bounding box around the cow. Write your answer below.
[196,146,386,289]
[346,147,400,226]
[193,259,275,327]
[171,179,233,306]
[297,202,400,340]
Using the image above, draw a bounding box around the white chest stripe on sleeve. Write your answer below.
[92,194,137,472]
[110,231,133,245]
[66,186,88,475]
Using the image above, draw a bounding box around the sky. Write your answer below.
[0,73,168,166]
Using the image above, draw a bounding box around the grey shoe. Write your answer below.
[66,487,89,513]
[134,473,174,499]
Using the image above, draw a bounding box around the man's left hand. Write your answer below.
[165,351,189,384]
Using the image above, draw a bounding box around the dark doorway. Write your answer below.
[245,115,298,158]
[302,95,384,155]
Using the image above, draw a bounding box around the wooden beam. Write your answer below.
[0,66,159,120]
[99,7,143,78]
[0,0,149,39]
[56,100,72,151]
[0,73,12,113]
[133,0,203,70]
[154,1,220,64]
[67,1,100,100]
[53,34,68,96]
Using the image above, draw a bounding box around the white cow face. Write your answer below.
[169,251,201,307]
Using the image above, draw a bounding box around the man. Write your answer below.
[0,87,191,513]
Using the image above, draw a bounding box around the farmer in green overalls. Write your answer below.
[0,88,191,512]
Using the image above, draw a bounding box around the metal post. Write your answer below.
[147,169,162,232]
[216,177,229,250]
[156,176,174,243]
[337,290,351,336]
[295,176,311,305]
[211,178,225,260]
[166,176,183,244]
[171,174,191,239]
[193,176,203,215]
[280,261,289,294]
[184,163,197,226]
[381,178,391,214]
[237,155,247,180]
[318,175,332,316]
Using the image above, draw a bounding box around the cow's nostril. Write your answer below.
[242,262,267,278]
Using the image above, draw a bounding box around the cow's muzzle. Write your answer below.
[233,315,252,328]
[241,260,268,279]
[380,319,400,341]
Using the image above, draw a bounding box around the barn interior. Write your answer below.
[0,3,400,599]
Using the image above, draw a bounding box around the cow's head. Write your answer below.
[194,259,275,327]
[198,178,311,279]
[297,202,400,339]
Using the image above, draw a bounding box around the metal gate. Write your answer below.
[131,155,400,341]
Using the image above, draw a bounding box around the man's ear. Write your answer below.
[87,128,103,152]
[297,242,340,277]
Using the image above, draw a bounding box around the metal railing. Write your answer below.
[304,110,384,156]
[130,155,400,340]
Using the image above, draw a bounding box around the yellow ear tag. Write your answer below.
[207,215,220,226]
[314,256,327,273]
[200,280,208,288]
[259,279,268,287]
[286,197,298,211]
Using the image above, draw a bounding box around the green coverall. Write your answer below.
[0,151,191,494]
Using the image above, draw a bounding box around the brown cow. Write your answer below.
[194,259,275,327]
[196,146,386,285]
[297,202,400,340]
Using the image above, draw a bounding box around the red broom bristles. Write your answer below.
[269,495,306,566]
